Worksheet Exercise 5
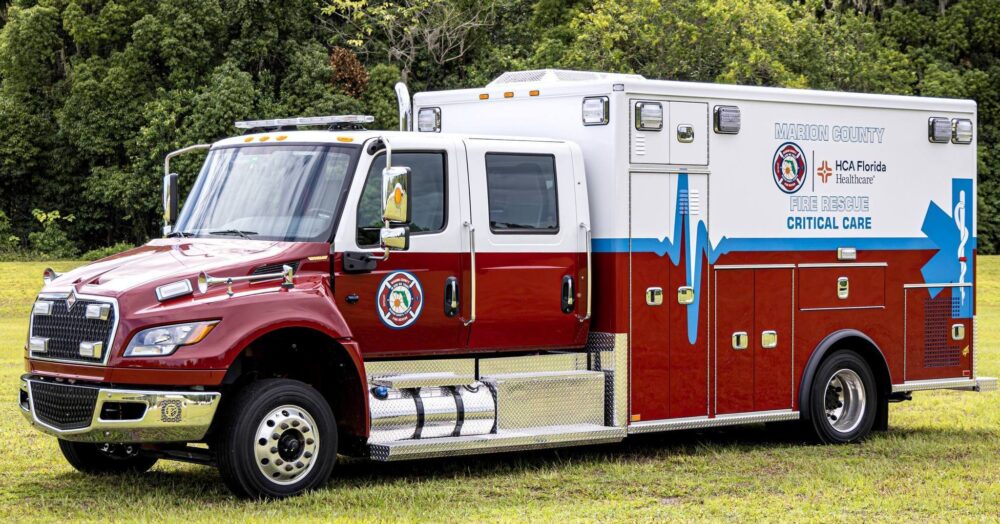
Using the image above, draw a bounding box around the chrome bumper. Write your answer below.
[20,375,221,443]
[891,376,998,394]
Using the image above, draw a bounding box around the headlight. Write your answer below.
[124,321,219,357]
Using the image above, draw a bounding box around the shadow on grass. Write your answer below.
[16,422,996,507]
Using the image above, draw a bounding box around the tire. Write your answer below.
[215,379,337,499]
[808,350,878,444]
[58,440,158,474]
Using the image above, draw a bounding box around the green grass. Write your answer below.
[2,260,998,522]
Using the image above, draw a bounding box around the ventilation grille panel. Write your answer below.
[923,296,960,368]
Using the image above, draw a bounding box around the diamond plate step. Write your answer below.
[369,423,625,461]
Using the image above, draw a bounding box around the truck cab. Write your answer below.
[20,117,597,498]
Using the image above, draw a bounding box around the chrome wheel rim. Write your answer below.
[824,369,866,434]
[253,405,320,486]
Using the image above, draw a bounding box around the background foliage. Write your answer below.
[0,0,997,257]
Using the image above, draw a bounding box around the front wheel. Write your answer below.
[215,379,337,499]
[808,350,878,444]
[58,440,158,474]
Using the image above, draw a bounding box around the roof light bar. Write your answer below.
[234,115,374,130]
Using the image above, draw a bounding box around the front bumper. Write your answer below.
[20,375,221,443]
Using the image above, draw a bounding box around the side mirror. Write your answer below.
[163,172,179,227]
[380,225,410,251]
[381,166,411,223]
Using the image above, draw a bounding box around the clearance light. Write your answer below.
[243,137,254,143]
[713,105,741,134]
[479,93,489,100]
[276,135,288,141]
[418,107,442,132]
[504,91,514,99]
[582,96,609,126]
[529,90,540,97]
[259,135,270,142]
[928,117,951,143]
[635,101,663,131]
[124,321,218,357]
[952,119,973,144]
[337,136,354,143]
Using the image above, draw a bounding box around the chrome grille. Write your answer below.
[30,296,116,364]
[29,380,99,430]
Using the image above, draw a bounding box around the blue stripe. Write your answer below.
[593,236,976,254]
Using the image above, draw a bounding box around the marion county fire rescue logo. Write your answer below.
[377,271,424,329]
[772,142,808,194]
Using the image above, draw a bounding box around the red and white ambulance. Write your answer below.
[20,69,996,498]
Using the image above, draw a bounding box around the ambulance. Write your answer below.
[20,69,996,498]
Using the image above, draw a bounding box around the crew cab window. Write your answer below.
[485,153,559,233]
[357,152,446,246]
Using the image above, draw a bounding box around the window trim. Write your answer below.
[484,152,561,235]
[355,149,450,247]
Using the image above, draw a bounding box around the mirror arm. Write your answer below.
[164,144,212,177]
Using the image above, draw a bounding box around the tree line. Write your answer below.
[0,0,996,258]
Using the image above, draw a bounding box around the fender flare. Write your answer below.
[798,329,890,421]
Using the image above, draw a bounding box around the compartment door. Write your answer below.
[629,171,673,421]
[753,268,794,411]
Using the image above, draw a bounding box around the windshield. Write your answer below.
[174,144,358,242]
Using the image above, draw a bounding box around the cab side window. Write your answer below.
[357,152,446,246]
[485,153,559,234]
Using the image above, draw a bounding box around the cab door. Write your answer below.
[334,141,468,357]
[462,139,586,350]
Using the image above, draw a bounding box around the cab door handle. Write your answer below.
[561,275,576,314]
[444,277,459,317]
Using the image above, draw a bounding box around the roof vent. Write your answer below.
[488,69,644,86]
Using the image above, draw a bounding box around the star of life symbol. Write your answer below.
[817,160,833,183]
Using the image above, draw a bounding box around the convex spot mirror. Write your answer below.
[381,166,412,224]
[380,225,410,251]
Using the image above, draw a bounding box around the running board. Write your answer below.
[369,424,625,461]
[627,409,800,435]
[892,377,998,393]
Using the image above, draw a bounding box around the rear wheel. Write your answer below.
[808,350,878,444]
[215,379,337,499]
[58,440,158,474]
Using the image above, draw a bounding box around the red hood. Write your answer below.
[41,238,327,297]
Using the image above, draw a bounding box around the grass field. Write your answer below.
[2,260,998,522]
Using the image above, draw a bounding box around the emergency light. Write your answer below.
[417,107,441,132]
[713,105,741,134]
[582,96,609,126]
[952,118,973,144]
[634,101,663,131]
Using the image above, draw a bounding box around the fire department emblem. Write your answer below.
[376,271,424,329]
[772,142,808,193]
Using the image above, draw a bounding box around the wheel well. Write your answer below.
[800,331,891,428]
[220,328,367,449]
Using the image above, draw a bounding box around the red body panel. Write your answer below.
[629,252,672,421]
[753,268,794,411]
[799,266,886,310]
[714,269,754,414]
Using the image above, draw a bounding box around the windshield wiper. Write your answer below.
[166,230,193,238]
[209,229,258,240]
